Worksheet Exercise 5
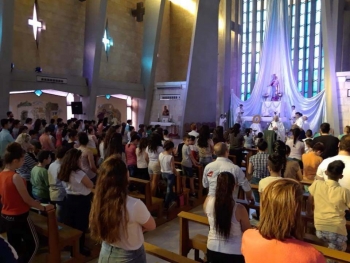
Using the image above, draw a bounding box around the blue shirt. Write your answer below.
[0,129,14,158]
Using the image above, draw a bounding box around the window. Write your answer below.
[127,96,132,120]
[66,93,74,120]
[240,0,324,99]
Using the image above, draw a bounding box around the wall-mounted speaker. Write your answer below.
[71,102,83,115]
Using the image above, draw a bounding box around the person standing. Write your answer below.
[312,123,340,159]
[268,115,286,142]
[235,104,244,124]
[89,155,156,262]
[0,119,14,160]
[0,142,54,263]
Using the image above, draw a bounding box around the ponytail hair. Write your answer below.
[3,142,25,164]
[272,140,287,177]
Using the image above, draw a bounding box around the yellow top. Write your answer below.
[309,180,350,236]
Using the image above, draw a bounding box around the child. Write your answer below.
[304,139,313,153]
[302,142,324,181]
[254,132,263,146]
[258,153,283,193]
[125,134,140,178]
[303,129,313,152]
[30,150,52,203]
[338,125,350,140]
[136,137,149,180]
[308,160,350,257]
[175,135,186,162]
[244,128,254,148]
[159,141,178,210]
[181,135,200,198]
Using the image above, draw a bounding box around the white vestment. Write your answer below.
[294,118,304,129]
[250,123,262,134]
[235,107,243,124]
[268,121,286,142]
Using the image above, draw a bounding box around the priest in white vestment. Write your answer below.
[235,104,244,124]
[268,115,286,142]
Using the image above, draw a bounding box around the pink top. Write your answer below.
[97,123,103,136]
[39,134,55,151]
[125,144,137,166]
[242,229,326,263]
[56,131,62,147]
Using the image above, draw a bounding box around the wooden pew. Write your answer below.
[30,210,83,263]
[228,155,237,165]
[144,242,198,263]
[178,211,350,262]
[128,177,163,218]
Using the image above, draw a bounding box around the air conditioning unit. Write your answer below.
[160,94,181,100]
[36,76,67,84]
[156,83,183,89]
[346,77,350,82]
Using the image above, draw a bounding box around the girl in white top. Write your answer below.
[204,171,250,263]
[243,128,254,148]
[89,155,156,262]
[136,138,149,180]
[146,134,163,196]
[58,148,94,256]
[87,127,98,155]
[159,141,179,210]
[286,128,305,160]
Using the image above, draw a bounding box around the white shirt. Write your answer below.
[136,148,148,169]
[188,130,199,138]
[159,152,173,174]
[205,198,243,255]
[111,196,150,250]
[203,157,251,196]
[62,170,91,196]
[87,135,97,149]
[294,117,304,129]
[48,160,65,201]
[303,121,310,131]
[146,146,163,162]
[99,142,105,159]
[286,139,305,160]
[316,155,350,191]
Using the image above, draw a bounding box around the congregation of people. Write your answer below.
[0,109,349,263]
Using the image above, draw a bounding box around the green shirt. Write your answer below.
[30,166,50,199]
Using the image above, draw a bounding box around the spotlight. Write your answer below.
[35,67,42,73]
[34,90,43,97]
[105,94,111,100]
[11,63,14,72]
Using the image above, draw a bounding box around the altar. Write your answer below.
[150,121,178,134]
[261,101,282,116]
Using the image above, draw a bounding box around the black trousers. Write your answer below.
[1,212,39,263]
[64,194,92,250]
[229,148,244,167]
[207,249,245,263]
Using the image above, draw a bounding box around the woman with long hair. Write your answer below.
[0,143,54,263]
[146,133,163,196]
[243,128,254,148]
[58,148,94,256]
[229,123,244,167]
[33,119,43,135]
[136,137,149,180]
[197,125,214,167]
[242,179,326,263]
[286,128,305,163]
[105,133,123,160]
[204,172,250,263]
[103,126,117,151]
[125,134,140,177]
[213,126,225,144]
[89,155,156,262]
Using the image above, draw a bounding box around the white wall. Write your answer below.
[336,72,350,133]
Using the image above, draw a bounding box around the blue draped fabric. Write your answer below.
[230,0,325,132]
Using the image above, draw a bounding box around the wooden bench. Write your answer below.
[128,177,163,218]
[30,210,83,263]
[178,211,350,262]
[144,242,198,263]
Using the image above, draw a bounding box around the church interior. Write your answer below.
[1,0,350,262]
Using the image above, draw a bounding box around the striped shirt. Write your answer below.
[249,152,270,179]
[16,153,38,181]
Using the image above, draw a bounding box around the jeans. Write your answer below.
[128,165,138,178]
[51,199,66,223]
[32,194,50,204]
[162,173,176,208]
[250,177,262,203]
[199,156,213,168]
[98,242,146,263]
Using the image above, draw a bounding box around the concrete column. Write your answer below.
[321,0,344,135]
[139,0,166,125]
[217,0,232,124]
[181,0,220,133]
[0,0,15,118]
[82,0,107,120]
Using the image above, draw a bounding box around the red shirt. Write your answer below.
[0,171,30,215]
[242,229,326,263]
[125,144,137,166]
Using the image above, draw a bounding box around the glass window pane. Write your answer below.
[298,81,303,92]
[313,81,318,92]
[314,58,319,68]
[299,49,304,58]
[314,46,320,57]
[313,69,319,80]
[299,59,303,69]
[298,70,303,81]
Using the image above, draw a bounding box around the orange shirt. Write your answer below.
[302,152,323,181]
[242,229,326,263]
[0,171,30,215]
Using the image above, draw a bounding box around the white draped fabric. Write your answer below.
[230,0,325,132]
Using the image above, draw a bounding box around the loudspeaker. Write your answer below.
[71,102,83,115]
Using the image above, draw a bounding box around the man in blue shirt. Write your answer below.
[0,119,15,158]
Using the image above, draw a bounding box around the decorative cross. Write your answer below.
[131,2,145,22]
[102,19,113,61]
[28,0,45,47]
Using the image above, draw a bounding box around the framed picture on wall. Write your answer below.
[162,105,169,116]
